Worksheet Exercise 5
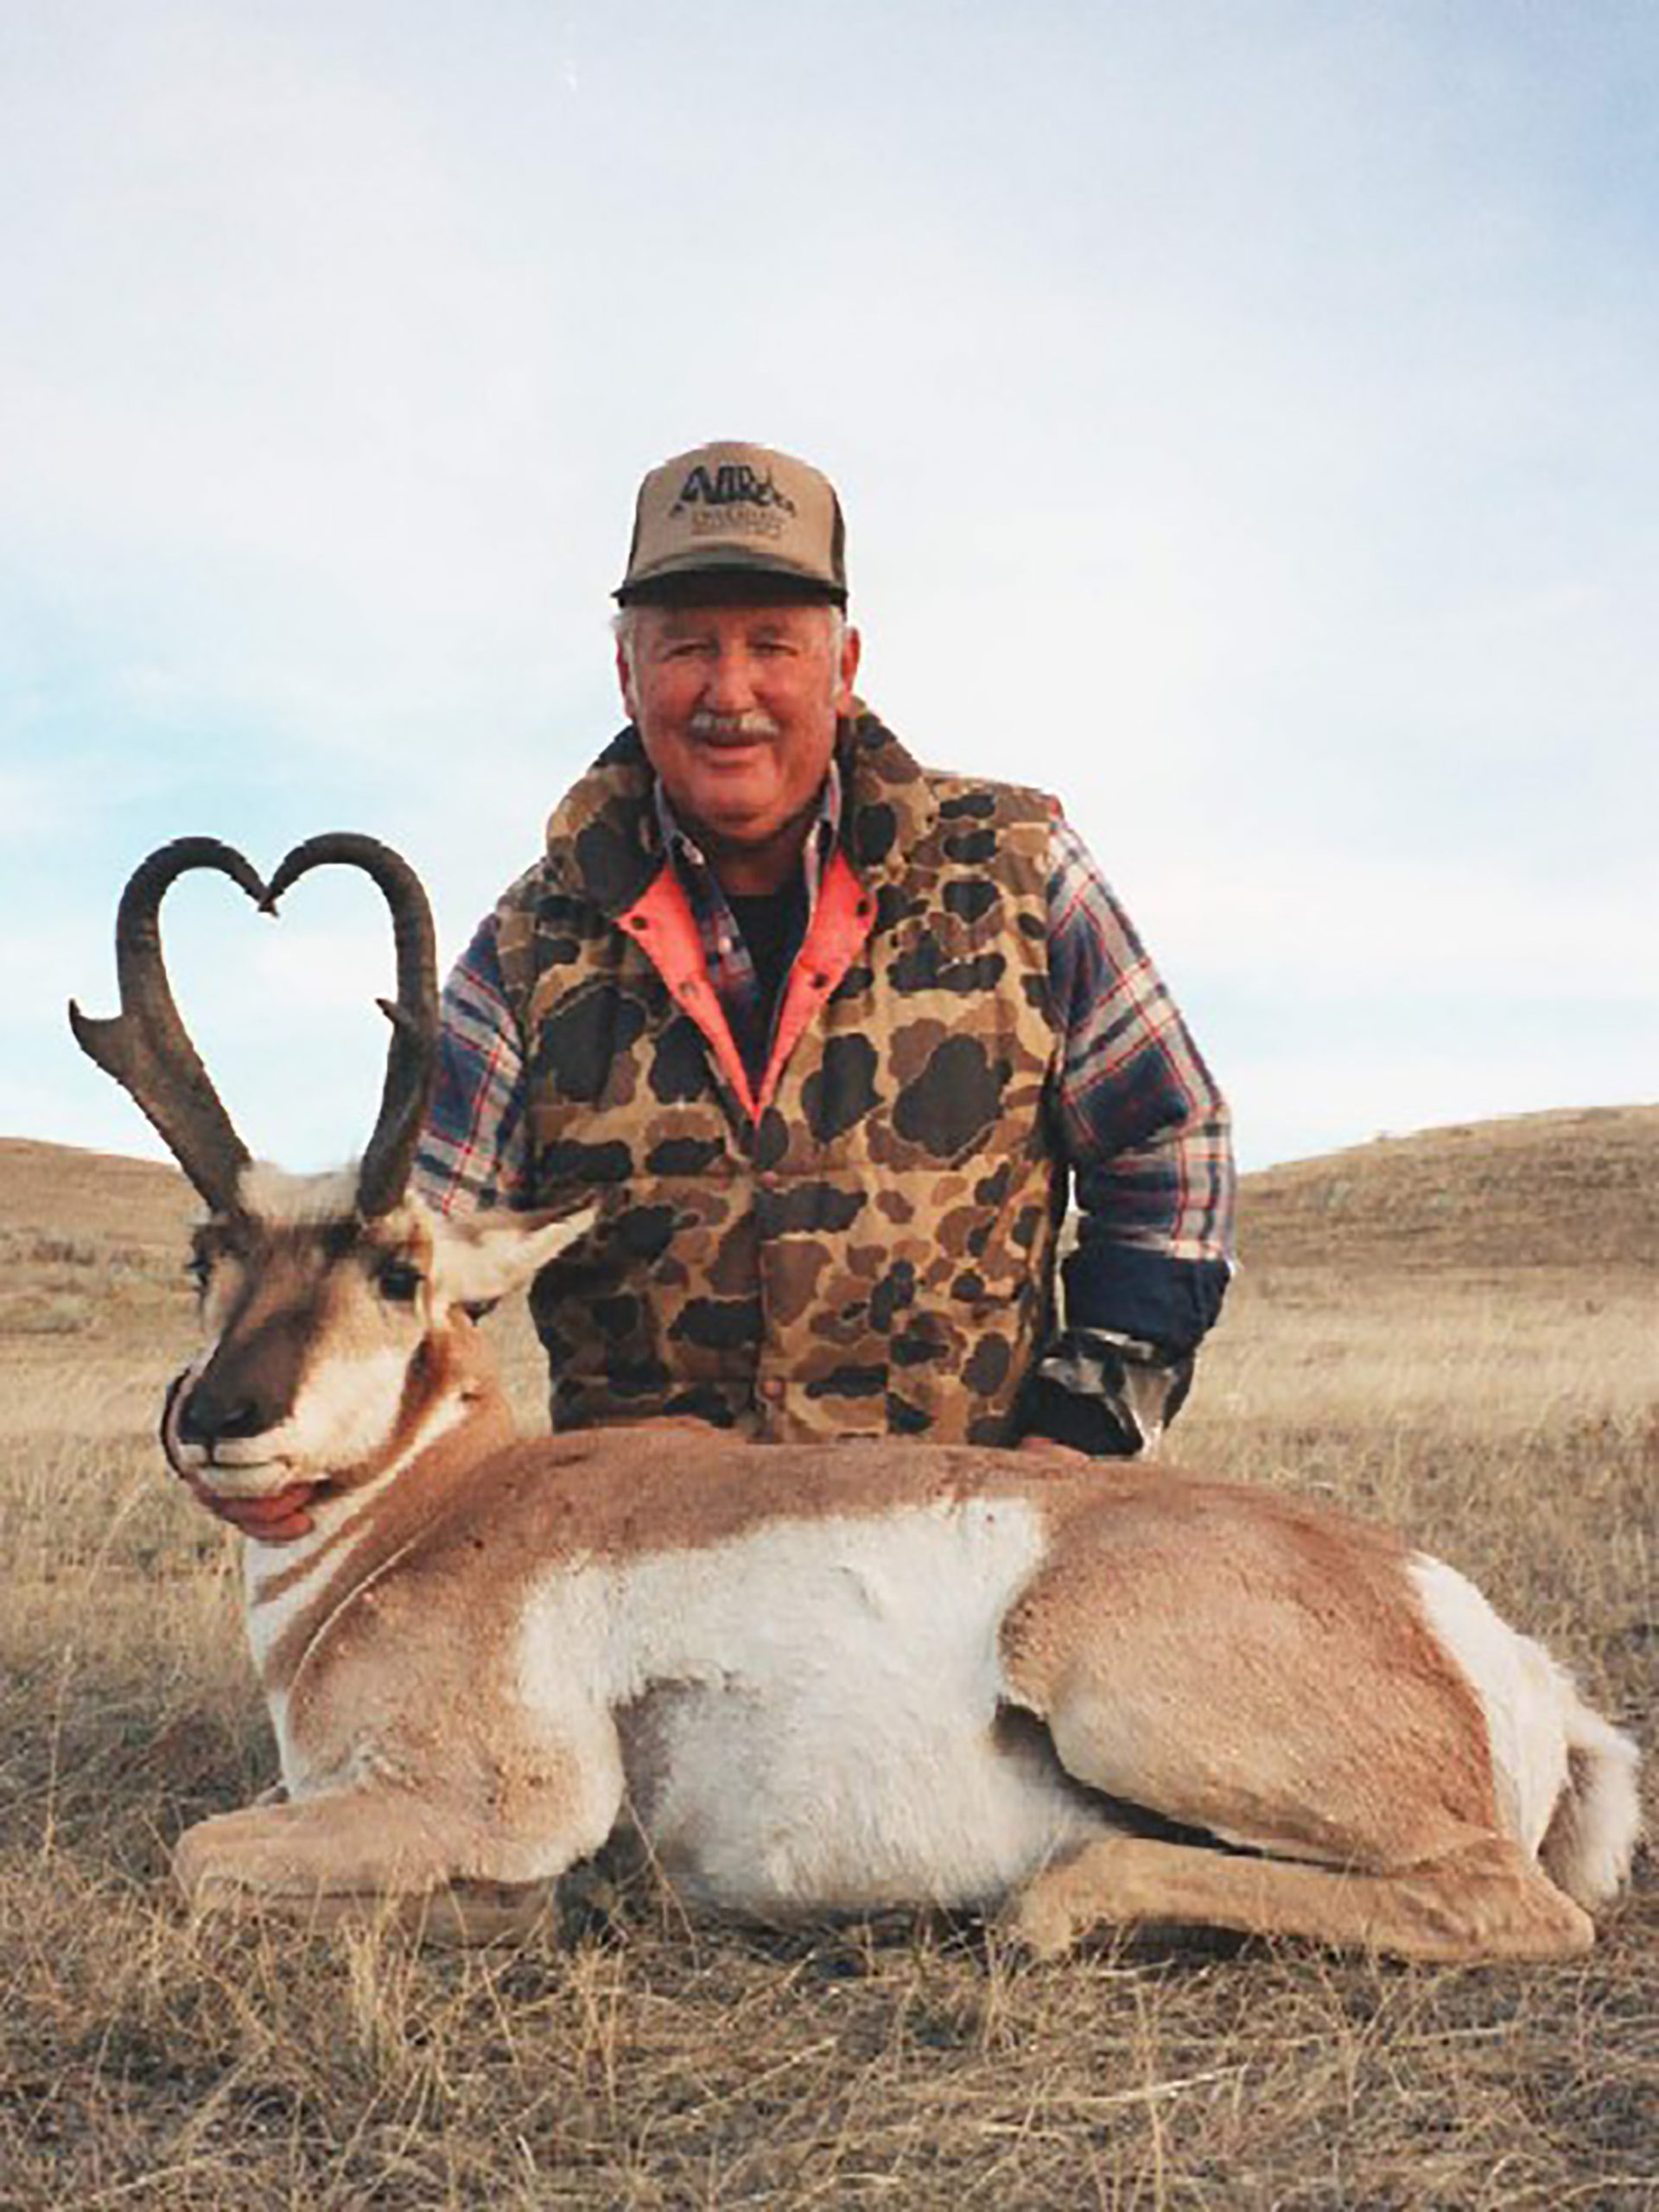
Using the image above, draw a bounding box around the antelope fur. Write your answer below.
[165,1167,1641,1961]
[73,835,1638,1961]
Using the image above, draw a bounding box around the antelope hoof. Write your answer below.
[173,1825,244,1911]
[1002,1877,1082,1961]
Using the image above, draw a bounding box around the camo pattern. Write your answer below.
[492,711,1062,1444]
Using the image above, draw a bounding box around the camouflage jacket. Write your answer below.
[490,711,1063,1444]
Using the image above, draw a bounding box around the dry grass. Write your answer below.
[2,1113,1655,2209]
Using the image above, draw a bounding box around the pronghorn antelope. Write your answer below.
[72,836,1640,1960]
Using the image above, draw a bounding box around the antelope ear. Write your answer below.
[432,1204,601,1307]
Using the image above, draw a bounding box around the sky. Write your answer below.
[3,0,1655,1177]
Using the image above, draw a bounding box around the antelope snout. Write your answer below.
[176,1382,272,1449]
[163,1357,286,1468]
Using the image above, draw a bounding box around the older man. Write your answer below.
[416,441,1233,1454]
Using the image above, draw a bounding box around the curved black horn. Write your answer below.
[68,837,266,1212]
[264,833,438,1218]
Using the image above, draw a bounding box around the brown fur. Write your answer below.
[1000,1484,1503,1866]
[164,1196,1637,1962]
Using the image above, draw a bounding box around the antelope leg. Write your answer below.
[173,1790,572,1942]
[1007,1832,1594,1964]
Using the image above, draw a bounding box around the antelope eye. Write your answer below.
[185,1252,213,1292]
[377,1258,423,1304]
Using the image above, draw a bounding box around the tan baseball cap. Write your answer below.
[615,440,848,605]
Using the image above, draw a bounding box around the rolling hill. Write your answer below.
[1236,1103,1658,1275]
[3,1101,1653,1332]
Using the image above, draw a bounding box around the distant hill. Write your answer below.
[0,1135,194,1255]
[1237,1103,1658,1276]
[3,1103,1655,1313]
[0,1136,197,1340]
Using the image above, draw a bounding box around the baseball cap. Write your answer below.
[615,440,848,606]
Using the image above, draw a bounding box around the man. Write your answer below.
[416,441,1233,1457]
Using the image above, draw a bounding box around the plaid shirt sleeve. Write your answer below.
[412,911,532,1215]
[1047,813,1235,1353]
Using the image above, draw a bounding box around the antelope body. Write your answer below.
[73,838,1641,1960]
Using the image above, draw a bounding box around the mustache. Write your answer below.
[686,709,783,742]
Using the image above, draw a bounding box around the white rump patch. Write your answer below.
[1408,1554,1575,1855]
[1544,1697,1643,1906]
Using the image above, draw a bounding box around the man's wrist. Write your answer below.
[1019,1327,1197,1459]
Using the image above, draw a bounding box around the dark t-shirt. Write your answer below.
[726,874,809,1081]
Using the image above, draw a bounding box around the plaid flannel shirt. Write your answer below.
[416,772,1233,1356]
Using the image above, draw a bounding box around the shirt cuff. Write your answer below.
[1018,1328,1198,1457]
[1061,1244,1230,1356]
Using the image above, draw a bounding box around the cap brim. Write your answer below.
[615,552,846,607]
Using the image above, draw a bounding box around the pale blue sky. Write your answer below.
[4,0,1654,1173]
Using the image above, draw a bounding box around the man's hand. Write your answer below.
[1019,1329,1195,1459]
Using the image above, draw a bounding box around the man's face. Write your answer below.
[617,599,861,893]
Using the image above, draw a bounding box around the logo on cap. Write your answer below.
[671,463,798,518]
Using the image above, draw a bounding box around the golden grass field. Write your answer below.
[1,1106,1654,2209]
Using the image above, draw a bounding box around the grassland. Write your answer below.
[1,1109,1654,2209]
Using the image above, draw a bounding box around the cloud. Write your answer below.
[3,1,1656,1173]
[1122,846,1655,1000]
[0,760,82,850]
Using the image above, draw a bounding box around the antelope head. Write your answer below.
[72,835,591,1532]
